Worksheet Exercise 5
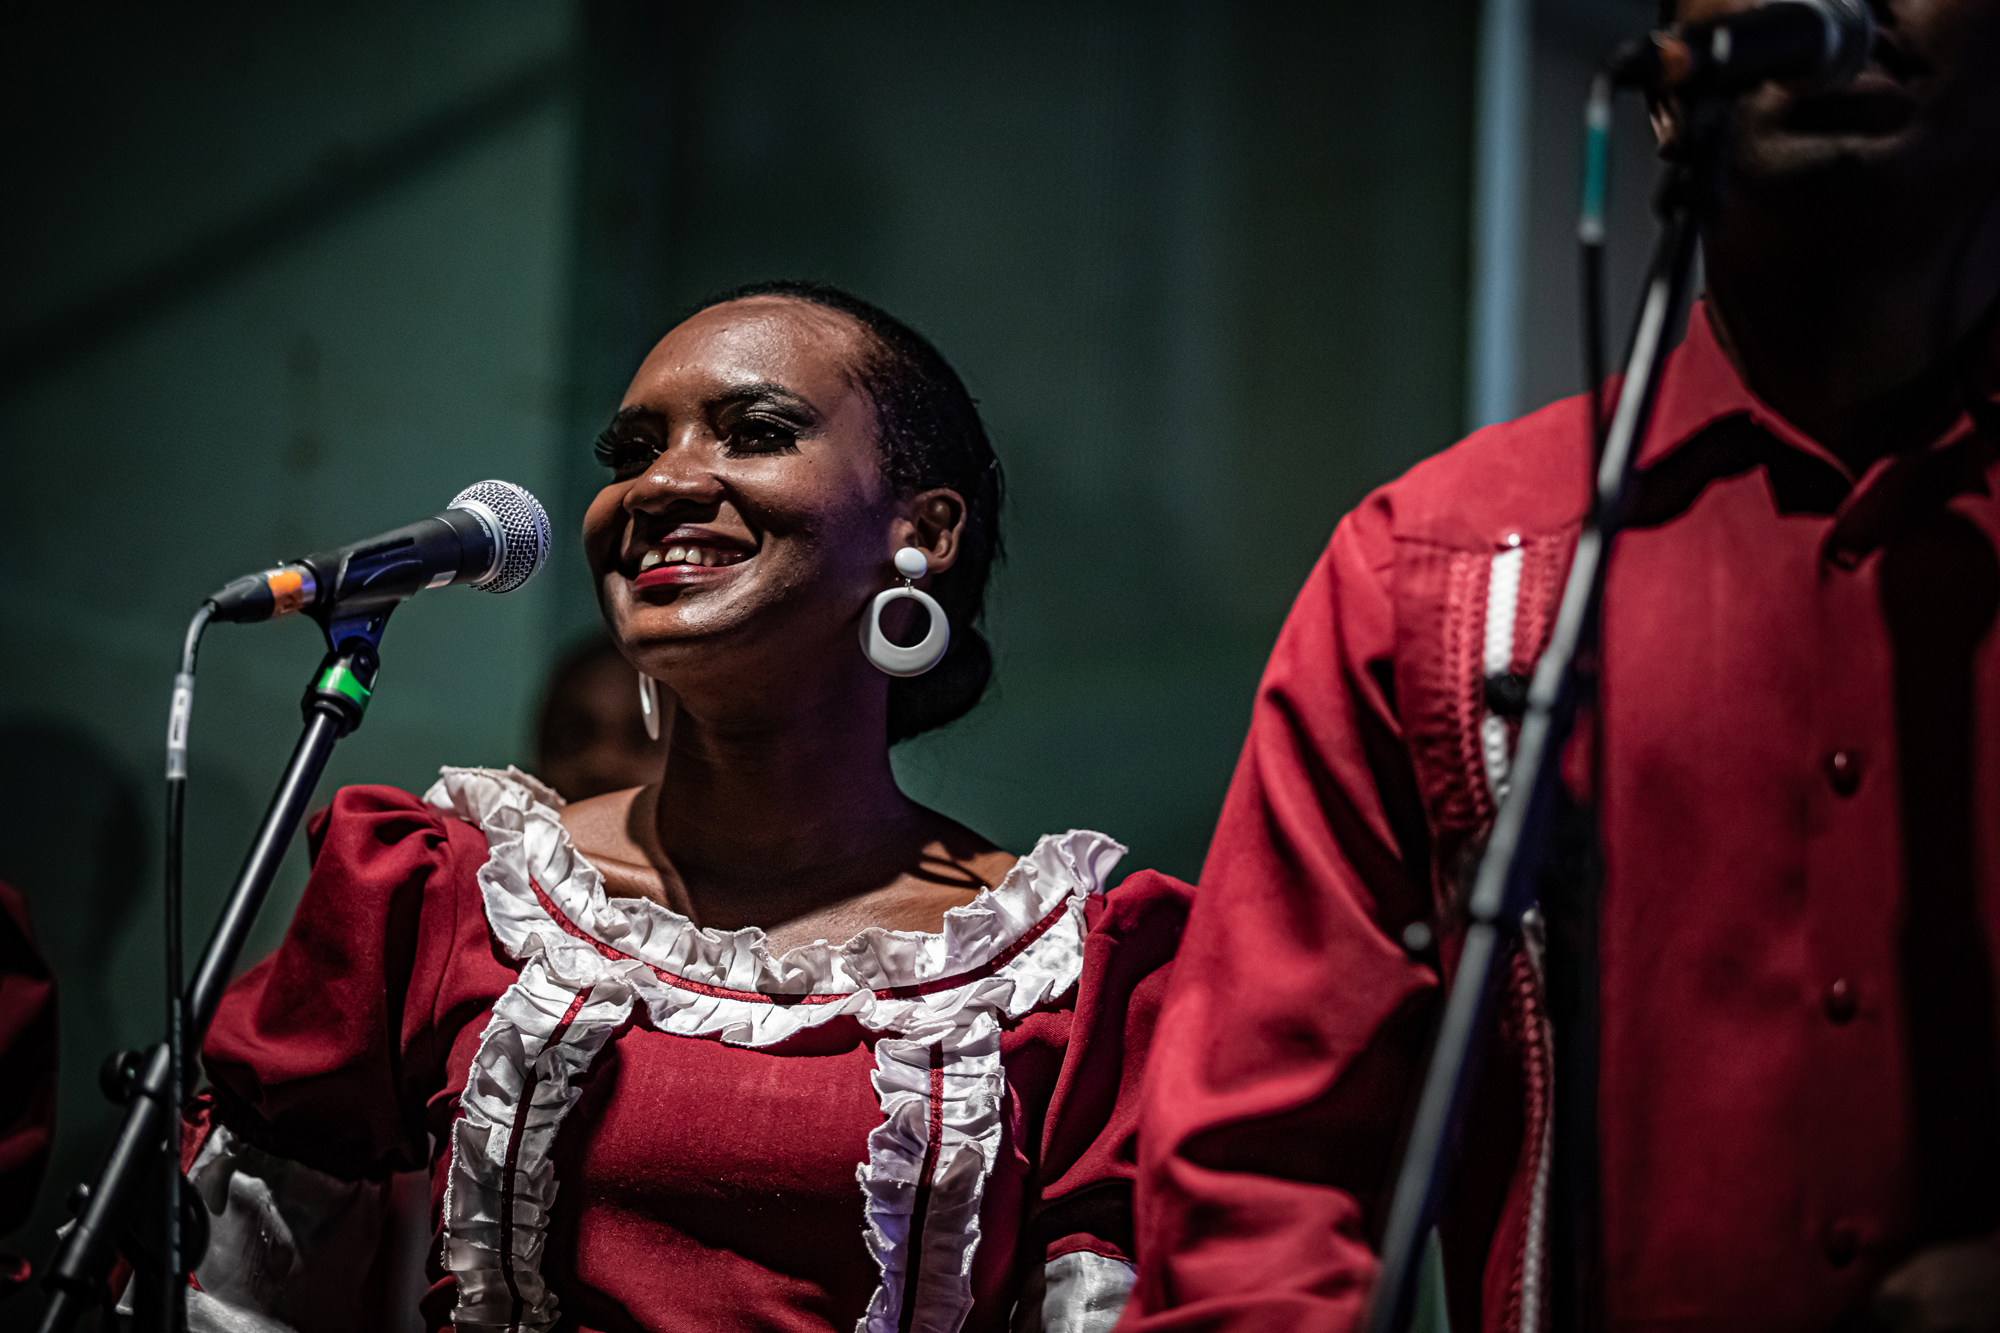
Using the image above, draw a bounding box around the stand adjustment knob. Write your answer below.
[99,1049,146,1105]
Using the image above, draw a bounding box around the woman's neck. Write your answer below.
[640,664,932,926]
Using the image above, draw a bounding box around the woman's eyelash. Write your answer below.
[722,416,804,454]
[594,415,805,470]
[594,429,660,471]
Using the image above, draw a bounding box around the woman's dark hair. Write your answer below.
[692,279,1005,742]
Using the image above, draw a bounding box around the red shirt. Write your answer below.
[1122,305,2000,1332]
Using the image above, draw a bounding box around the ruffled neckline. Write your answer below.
[426,765,1126,1001]
[426,765,1125,1330]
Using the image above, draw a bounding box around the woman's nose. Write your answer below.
[624,433,722,513]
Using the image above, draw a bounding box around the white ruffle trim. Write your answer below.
[443,957,633,1331]
[857,1015,1005,1333]
[422,766,1123,1333]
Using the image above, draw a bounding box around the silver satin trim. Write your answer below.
[145,1124,387,1333]
[1018,1250,1135,1333]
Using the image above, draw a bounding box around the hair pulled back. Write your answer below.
[694,279,1005,742]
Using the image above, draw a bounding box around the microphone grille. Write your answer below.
[450,480,551,594]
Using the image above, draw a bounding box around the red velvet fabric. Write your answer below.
[201,786,1189,1332]
[1124,305,2000,1332]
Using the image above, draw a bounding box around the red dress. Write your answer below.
[1123,304,2000,1331]
[186,768,1188,1333]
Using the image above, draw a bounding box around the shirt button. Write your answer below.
[1823,1219,1862,1267]
[1823,978,1857,1024]
[1824,750,1862,797]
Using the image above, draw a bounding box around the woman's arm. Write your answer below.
[176,786,505,1332]
[1122,505,1441,1332]
[1017,871,1192,1333]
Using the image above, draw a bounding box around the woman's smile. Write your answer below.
[631,526,756,589]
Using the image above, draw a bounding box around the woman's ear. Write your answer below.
[897,488,968,577]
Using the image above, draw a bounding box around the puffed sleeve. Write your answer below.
[1120,501,1439,1332]
[1015,870,1192,1333]
[175,785,506,1333]
[201,784,500,1174]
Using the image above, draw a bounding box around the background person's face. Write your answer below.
[536,649,667,801]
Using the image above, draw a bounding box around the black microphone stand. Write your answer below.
[35,606,393,1333]
[1362,92,1728,1333]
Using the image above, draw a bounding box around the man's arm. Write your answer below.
[1123,497,1442,1331]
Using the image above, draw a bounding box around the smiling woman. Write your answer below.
[172,281,1190,1333]
[591,280,1002,749]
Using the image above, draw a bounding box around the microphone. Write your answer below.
[1611,0,1873,94]
[205,479,551,624]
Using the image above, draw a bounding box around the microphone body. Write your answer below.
[207,479,550,624]
[1612,0,1872,94]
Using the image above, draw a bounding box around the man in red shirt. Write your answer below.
[1123,2,2000,1330]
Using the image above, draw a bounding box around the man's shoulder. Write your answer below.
[1361,390,1596,550]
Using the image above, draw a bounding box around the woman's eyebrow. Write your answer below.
[714,381,818,418]
[605,405,665,434]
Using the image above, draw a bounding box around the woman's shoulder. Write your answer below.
[988,837,1189,1017]
[297,769,551,920]
[308,772,484,856]
[1079,866,1193,977]
[1097,864,1194,914]
[986,831,1190,955]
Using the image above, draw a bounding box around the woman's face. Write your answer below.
[584,296,961,702]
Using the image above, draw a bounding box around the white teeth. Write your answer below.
[640,542,744,571]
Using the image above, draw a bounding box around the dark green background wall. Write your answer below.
[548,1,1481,874]
[0,0,1658,1314]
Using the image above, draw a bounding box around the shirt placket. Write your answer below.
[1798,483,1914,1298]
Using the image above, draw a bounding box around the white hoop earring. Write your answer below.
[861,547,950,678]
[638,670,662,741]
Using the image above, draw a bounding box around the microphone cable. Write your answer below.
[1580,71,1613,467]
[157,600,212,1328]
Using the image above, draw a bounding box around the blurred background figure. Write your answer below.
[0,722,145,1325]
[0,881,56,1305]
[535,636,669,801]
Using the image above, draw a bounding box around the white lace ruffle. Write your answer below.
[423,766,1123,1333]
